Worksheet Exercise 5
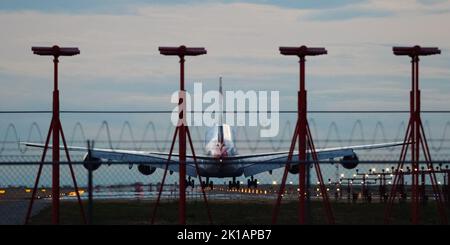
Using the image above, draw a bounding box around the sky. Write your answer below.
[1,0,450,152]
[1,1,450,186]
[1,0,450,112]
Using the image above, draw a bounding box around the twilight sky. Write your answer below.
[2,1,450,186]
[1,0,450,111]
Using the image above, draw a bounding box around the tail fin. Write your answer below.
[218,77,224,143]
[219,76,223,95]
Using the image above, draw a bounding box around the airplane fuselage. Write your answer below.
[198,124,244,177]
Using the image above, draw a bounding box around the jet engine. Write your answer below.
[82,153,102,171]
[340,153,359,169]
[288,165,299,174]
[138,164,156,176]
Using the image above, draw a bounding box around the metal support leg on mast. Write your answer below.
[272,45,334,224]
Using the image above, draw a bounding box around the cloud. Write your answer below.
[0,0,367,14]
[0,1,450,111]
[303,0,450,21]
[308,9,392,21]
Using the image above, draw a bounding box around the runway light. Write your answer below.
[68,190,85,197]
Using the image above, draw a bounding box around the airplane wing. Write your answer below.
[22,142,202,177]
[236,142,405,177]
[23,141,405,178]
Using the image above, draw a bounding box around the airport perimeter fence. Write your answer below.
[1,110,450,224]
[0,160,449,225]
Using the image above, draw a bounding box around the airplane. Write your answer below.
[25,78,404,190]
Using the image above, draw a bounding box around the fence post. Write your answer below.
[87,140,94,225]
[306,163,311,224]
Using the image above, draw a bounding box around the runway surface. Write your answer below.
[0,199,49,225]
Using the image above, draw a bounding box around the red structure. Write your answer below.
[151,45,212,225]
[434,165,450,206]
[366,169,392,202]
[25,45,86,224]
[384,45,447,224]
[272,46,334,224]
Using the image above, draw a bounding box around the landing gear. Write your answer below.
[228,177,240,190]
[186,176,194,189]
[201,177,214,190]
[247,176,258,188]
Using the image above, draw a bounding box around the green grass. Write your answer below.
[29,200,449,225]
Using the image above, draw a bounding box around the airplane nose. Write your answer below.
[221,147,228,157]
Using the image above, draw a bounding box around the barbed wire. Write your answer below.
[2,119,450,154]
[1,110,450,114]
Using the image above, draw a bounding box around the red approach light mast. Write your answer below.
[25,45,86,225]
[152,46,212,225]
[385,45,447,224]
[272,46,334,224]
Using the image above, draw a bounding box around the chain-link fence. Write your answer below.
[1,111,450,224]
[0,161,449,224]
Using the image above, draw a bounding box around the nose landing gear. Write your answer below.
[228,177,241,190]
[201,177,214,190]
[247,176,258,188]
[185,176,195,189]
